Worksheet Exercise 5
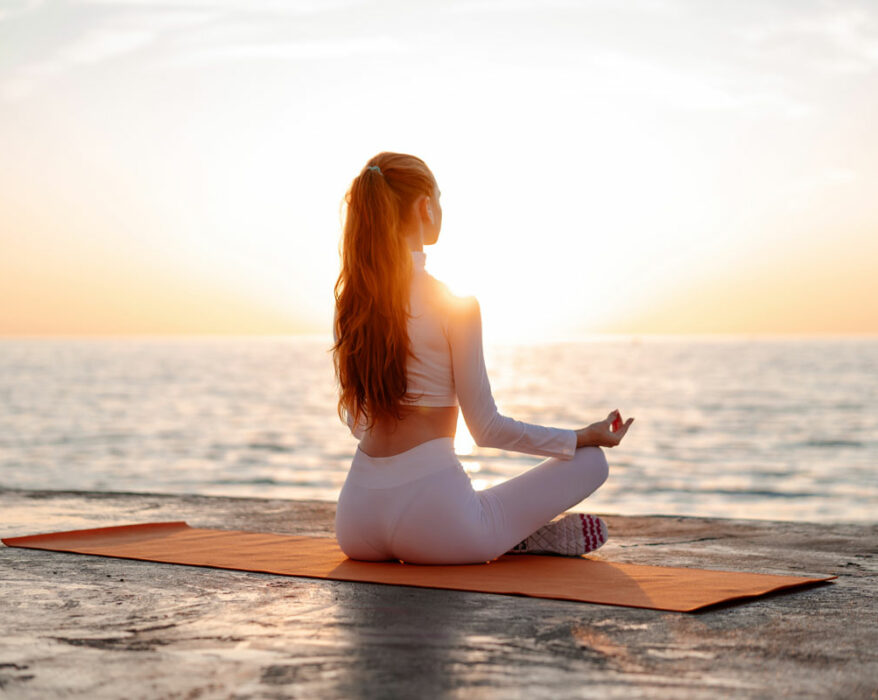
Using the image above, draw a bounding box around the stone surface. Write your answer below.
[1,488,876,699]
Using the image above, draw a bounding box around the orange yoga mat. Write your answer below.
[2,522,835,613]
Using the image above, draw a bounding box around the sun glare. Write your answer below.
[453,412,475,456]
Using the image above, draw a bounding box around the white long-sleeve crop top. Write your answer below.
[335,249,578,461]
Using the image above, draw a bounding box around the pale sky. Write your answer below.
[1,0,876,339]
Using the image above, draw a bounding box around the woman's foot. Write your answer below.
[508,513,608,556]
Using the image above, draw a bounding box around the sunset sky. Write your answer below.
[1,0,876,340]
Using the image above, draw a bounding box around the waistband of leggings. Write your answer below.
[349,437,461,488]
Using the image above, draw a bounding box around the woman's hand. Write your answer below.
[576,410,634,448]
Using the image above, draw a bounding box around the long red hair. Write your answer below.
[332,152,437,433]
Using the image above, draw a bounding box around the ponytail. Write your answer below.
[332,152,437,432]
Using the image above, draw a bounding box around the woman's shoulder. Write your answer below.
[423,273,480,321]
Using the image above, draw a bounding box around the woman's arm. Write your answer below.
[447,297,579,460]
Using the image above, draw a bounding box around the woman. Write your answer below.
[331,152,634,565]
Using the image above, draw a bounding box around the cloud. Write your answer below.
[167,35,404,67]
[444,0,674,14]
[0,0,397,102]
[75,0,359,9]
[738,6,878,75]
[581,49,812,118]
[60,28,157,66]
[1,27,156,102]
[0,0,44,24]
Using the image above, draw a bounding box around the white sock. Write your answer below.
[509,513,608,556]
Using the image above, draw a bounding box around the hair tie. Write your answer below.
[367,165,383,175]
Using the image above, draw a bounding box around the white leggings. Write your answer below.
[335,437,609,565]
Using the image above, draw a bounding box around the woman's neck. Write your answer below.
[403,220,426,251]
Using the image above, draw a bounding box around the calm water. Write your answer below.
[1,336,875,524]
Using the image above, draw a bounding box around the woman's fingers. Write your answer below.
[615,417,634,441]
[588,412,634,447]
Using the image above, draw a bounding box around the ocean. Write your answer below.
[1,336,875,524]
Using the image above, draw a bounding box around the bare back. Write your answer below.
[357,405,458,457]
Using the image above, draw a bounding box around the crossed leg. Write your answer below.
[475,446,609,560]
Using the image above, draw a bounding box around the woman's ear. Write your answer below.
[424,196,435,224]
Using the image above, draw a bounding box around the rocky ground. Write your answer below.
[1,488,875,699]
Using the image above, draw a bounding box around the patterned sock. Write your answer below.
[508,513,608,556]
